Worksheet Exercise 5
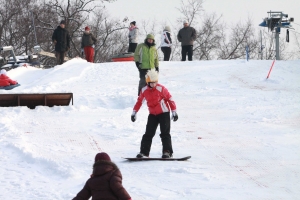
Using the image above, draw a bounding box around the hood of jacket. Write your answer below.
[92,160,119,176]
[0,74,8,79]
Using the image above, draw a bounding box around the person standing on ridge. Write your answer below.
[81,26,97,63]
[131,69,178,159]
[160,26,172,61]
[134,34,159,96]
[52,20,71,65]
[128,21,139,53]
[177,20,197,61]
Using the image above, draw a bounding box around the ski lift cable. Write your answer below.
[293,22,300,27]
[289,30,300,35]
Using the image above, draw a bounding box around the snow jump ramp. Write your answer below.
[0,93,73,109]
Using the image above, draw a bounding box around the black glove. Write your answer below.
[135,62,140,69]
[131,111,136,122]
[155,67,159,72]
[172,111,178,122]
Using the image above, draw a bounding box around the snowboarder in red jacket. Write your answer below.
[131,69,178,158]
[0,69,18,87]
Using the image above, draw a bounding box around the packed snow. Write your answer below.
[0,58,299,200]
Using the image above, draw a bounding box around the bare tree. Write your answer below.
[90,8,128,62]
[138,19,158,39]
[217,19,259,60]
[176,0,203,26]
[261,30,276,60]
[194,13,224,60]
[43,0,110,56]
[31,0,122,65]
[260,29,291,60]
[292,31,300,59]
[0,0,38,51]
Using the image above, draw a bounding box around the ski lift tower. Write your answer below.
[259,11,294,60]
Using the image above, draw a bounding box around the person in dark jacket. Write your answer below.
[52,20,71,65]
[177,20,197,61]
[81,26,97,63]
[72,152,131,200]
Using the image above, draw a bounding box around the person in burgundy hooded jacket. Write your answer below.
[0,69,18,87]
[72,152,131,200]
[131,69,178,159]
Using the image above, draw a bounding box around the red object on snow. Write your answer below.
[266,59,276,79]
[0,74,18,87]
[111,52,134,62]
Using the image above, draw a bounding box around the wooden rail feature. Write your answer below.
[0,93,73,109]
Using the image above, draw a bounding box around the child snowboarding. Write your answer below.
[131,69,178,158]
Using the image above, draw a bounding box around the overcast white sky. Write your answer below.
[104,0,299,26]
[104,0,300,52]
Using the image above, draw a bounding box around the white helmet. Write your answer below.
[145,68,158,83]
[0,69,7,75]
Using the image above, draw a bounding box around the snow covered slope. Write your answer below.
[0,58,299,199]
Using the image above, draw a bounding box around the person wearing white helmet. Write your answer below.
[131,69,178,158]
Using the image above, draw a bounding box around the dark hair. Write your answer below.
[130,21,136,26]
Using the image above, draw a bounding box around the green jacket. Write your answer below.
[134,43,159,69]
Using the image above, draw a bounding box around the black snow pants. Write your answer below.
[181,45,193,61]
[138,69,148,96]
[161,47,171,61]
[128,43,137,53]
[55,51,66,65]
[140,112,173,156]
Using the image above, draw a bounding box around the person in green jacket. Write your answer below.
[134,34,159,95]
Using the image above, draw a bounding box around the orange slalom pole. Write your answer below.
[266,59,276,79]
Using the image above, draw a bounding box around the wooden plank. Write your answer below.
[39,50,70,61]
[0,93,73,108]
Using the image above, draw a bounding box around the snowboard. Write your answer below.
[123,156,191,161]
[0,83,20,90]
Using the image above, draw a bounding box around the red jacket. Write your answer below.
[133,83,176,115]
[0,74,17,87]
